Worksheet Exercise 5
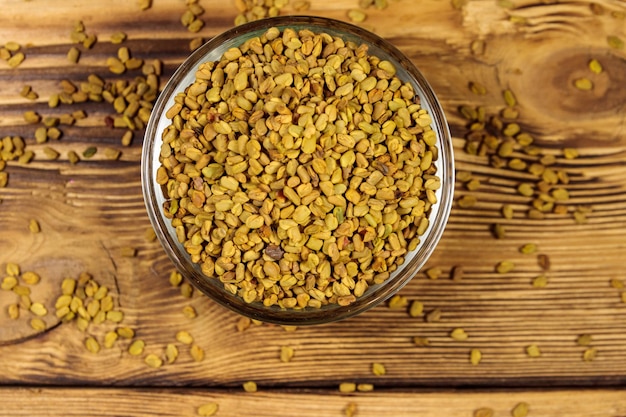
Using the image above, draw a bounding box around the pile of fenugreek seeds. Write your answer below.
[156,26,441,309]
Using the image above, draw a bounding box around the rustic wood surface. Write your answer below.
[1,0,625,415]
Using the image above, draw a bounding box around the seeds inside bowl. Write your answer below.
[156,26,441,309]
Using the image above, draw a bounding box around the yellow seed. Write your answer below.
[190,344,205,362]
[30,317,46,331]
[387,294,408,309]
[512,402,529,417]
[344,402,358,417]
[7,263,21,277]
[339,382,356,393]
[8,303,20,319]
[496,261,514,274]
[145,353,163,368]
[577,334,592,346]
[197,403,219,417]
[519,243,537,254]
[243,381,257,392]
[583,347,597,362]
[166,343,179,364]
[106,310,124,322]
[503,89,517,107]
[526,344,541,358]
[574,78,593,91]
[607,35,624,49]
[7,52,25,68]
[128,340,145,356]
[450,328,468,341]
[2,276,18,290]
[409,301,423,317]
[425,267,442,280]
[470,348,482,365]
[169,270,183,287]
[474,407,493,417]
[280,345,295,363]
[67,47,80,63]
[532,275,548,288]
[588,59,603,74]
[30,302,48,317]
[104,331,118,348]
[138,0,152,10]
[413,336,430,346]
[372,362,386,376]
[85,336,100,354]
[176,330,194,345]
[347,9,367,22]
[29,219,41,233]
[181,283,193,298]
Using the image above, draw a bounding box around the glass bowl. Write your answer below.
[142,15,454,325]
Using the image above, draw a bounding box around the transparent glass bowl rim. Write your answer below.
[141,15,455,325]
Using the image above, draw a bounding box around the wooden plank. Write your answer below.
[0,0,625,390]
[0,387,625,417]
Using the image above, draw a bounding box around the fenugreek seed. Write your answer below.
[176,330,194,345]
[425,267,442,280]
[372,362,386,376]
[13,285,30,296]
[121,130,133,147]
[526,344,541,358]
[588,58,603,74]
[190,344,205,362]
[85,336,100,354]
[7,52,25,68]
[503,89,517,107]
[451,265,464,281]
[30,317,46,331]
[537,254,550,270]
[469,81,487,95]
[129,340,145,356]
[5,41,20,52]
[607,35,624,49]
[6,263,20,277]
[458,195,477,208]
[347,9,367,22]
[169,270,183,287]
[82,147,97,158]
[104,331,118,348]
[181,282,193,298]
[43,147,60,160]
[67,47,80,63]
[492,223,506,239]
[409,301,423,317]
[29,302,47,317]
[450,328,468,341]
[512,402,529,417]
[139,0,152,10]
[344,402,357,417]
[388,294,408,309]
[610,279,624,289]
[190,37,204,51]
[532,275,548,288]
[425,308,441,322]
[519,243,537,254]
[574,78,593,91]
[339,382,356,393]
[197,402,219,417]
[107,310,124,322]
[470,348,482,365]
[243,381,257,393]
[583,347,597,362]
[166,343,178,364]
[116,327,135,339]
[496,261,514,274]
[23,111,41,124]
[2,276,18,290]
[577,334,592,346]
[280,345,294,363]
[145,353,163,368]
[410,336,429,347]
[470,39,485,55]
[474,407,493,417]
[8,304,20,319]
[517,183,534,197]
[182,305,197,319]
[0,172,7,188]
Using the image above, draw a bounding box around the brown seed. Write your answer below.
[190,344,205,362]
[451,265,464,281]
[537,254,550,270]
[413,336,430,346]
[474,407,493,417]
[425,308,441,323]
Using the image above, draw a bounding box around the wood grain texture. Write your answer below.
[0,0,625,395]
[1,388,626,417]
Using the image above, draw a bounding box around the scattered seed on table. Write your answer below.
[7,52,25,68]
[243,381,257,393]
[470,39,486,55]
[190,344,205,362]
[82,147,97,159]
[532,275,548,288]
[8,304,20,319]
[190,37,204,51]
[458,195,477,208]
[138,0,152,10]
[169,271,182,287]
[469,81,487,95]
[357,383,374,392]
[409,301,424,317]
[104,147,121,160]
[425,308,441,323]
[588,59,603,74]
[280,345,294,363]
[388,294,408,310]
[2,277,18,291]
[339,382,356,393]
[181,282,193,298]
[197,402,219,417]
[503,89,517,107]
[474,407,493,417]
[6,263,20,277]
[165,343,178,364]
[145,353,163,368]
[583,347,597,362]
[512,402,529,417]
[492,224,506,239]
[176,330,194,345]
[85,336,100,354]
[450,328,468,341]
[67,47,80,63]
[425,267,442,280]
[344,402,357,417]
[470,348,482,365]
[128,340,145,356]
[107,310,124,322]
[120,247,137,257]
[347,9,367,22]
[104,331,118,348]
[526,344,541,358]
[413,336,430,346]
[372,362,386,376]
[537,254,550,270]
[607,35,624,49]
[519,243,537,254]
[496,261,514,274]
[182,305,197,319]
[23,111,41,124]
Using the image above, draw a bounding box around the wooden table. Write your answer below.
[1,0,625,415]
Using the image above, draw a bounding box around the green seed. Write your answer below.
[512,402,529,417]
[243,381,258,392]
[525,344,541,357]
[371,362,386,376]
[197,403,219,417]
[82,147,97,158]
[85,336,100,353]
[458,195,477,208]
